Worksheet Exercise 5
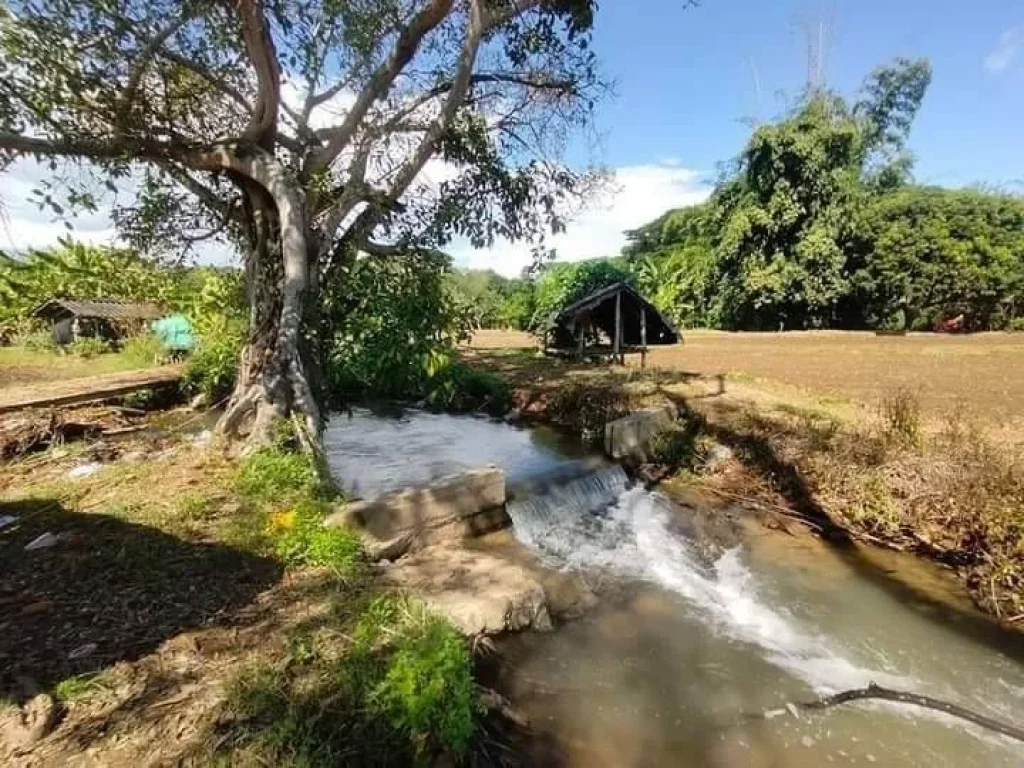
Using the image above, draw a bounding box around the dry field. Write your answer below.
[468,329,1024,426]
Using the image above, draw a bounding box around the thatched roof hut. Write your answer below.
[32,298,163,346]
[543,282,679,364]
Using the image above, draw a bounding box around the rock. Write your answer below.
[381,545,552,636]
[24,532,63,551]
[189,393,208,410]
[67,462,103,479]
[0,514,18,531]
[1,694,60,750]
[604,404,678,461]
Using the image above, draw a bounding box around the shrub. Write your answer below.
[424,359,510,415]
[1008,317,1024,332]
[120,333,165,366]
[20,330,56,352]
[369,609,475,756]
[70,336,110,358]
[879,389,922,448]
[182,319,244,404]
[546,380,633,442]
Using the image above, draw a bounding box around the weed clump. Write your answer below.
[880,389,922,448]
[268,499,362,576]
[226,595,476,765]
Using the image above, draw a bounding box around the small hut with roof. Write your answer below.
[542,282,679,365]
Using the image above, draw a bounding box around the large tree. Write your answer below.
[0,0,601,450]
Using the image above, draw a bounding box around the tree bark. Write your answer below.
[211,152,322,455]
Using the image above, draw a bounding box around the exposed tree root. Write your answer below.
[800,682,1024,743]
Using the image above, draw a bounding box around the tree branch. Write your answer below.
[385,0,493,201]
[117,11,196,133]
[157,50,252,112]
[800,683,1024,743]
[312,0,455,171]
[236,0,282,148]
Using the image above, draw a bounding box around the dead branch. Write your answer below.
[800,682,1024,743]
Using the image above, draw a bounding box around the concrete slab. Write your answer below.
[324,466,509,547]
[604,404,678,461]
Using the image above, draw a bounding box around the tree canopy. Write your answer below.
[624,58,1024,332]
[0,0,604,448]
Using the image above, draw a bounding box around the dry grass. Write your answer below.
[0,346,157,390]
[468,329,1024,430]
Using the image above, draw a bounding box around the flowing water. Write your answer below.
[325,409,1024,767]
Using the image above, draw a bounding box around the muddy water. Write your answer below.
[324,409,1024,767]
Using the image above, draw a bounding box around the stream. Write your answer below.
[325,408,1024,767]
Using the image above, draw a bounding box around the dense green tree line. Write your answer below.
[450,58,1023,335]
[623,60,1024,332]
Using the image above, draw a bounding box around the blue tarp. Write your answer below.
[152,314,195,352]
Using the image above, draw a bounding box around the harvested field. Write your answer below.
[468,329,1024,426]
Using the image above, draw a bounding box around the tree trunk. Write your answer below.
[213,155,323,455]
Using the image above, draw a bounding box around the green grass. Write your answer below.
[53,671,113,701]
[235,445,320,503]
[0,345,161,387]
[225,595,476,766]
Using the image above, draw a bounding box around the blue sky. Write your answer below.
[4,1,1021,276]
[452,0,1024,273]
[589,0,1022,186]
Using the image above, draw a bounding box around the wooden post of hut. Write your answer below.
[640,305,647,369]
[613,290,622,364]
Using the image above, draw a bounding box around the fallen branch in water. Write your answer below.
[800,683,1024,743]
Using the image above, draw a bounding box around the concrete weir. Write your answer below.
[324,466,509,553]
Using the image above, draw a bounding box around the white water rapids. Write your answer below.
[510,467,933,695]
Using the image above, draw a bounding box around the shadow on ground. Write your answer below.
[0,498,282,698]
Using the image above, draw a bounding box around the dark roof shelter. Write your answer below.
[543,282,679,365]
[32,298,164,346]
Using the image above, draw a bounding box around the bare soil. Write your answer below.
[468,329,1024,431]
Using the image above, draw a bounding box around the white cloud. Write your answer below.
[984,26,1024,73]
[0,159,121,252]
[448,162,712,277]
[0,157,235,265]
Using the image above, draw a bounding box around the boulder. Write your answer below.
[380,545,553,635]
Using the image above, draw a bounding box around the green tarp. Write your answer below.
[152,314,195,352]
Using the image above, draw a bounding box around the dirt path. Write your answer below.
[0,366,183,414]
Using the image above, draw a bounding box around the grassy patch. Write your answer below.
[224,595,476,766]
[267,499,362,576]
[53,671,113,701]
[236,445,320,503]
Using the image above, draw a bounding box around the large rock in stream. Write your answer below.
[379,545,554,635]
[324,466,509,550]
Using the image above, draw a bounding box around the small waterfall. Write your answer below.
[506,465,630,554]
[507,469,911,695]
